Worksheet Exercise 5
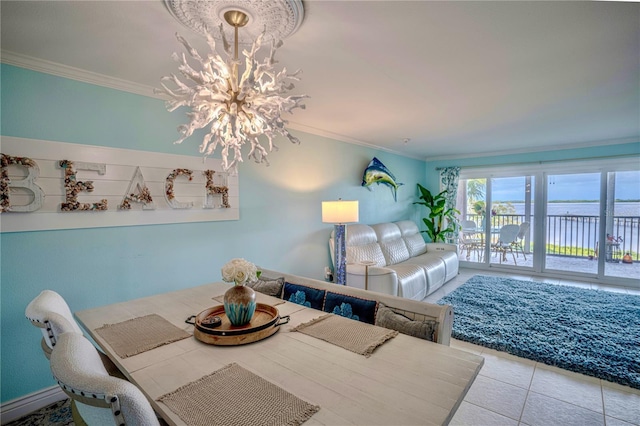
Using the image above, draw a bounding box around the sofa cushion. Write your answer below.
[385,264,426,300]
[283,282,325,310]
[396,220,427,256]
[379,239,411,265]
[402,233,428,257]
[372,223,411,265]
[403,255,447,294]
[246,277,284,298]
[395,220,421,235]
[346,242,386,266]
[375,303,437,342]
[345,224,379,246]
[437,250,459,282]
[323,292,378,324]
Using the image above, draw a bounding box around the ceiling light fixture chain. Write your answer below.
[157,2,307,175]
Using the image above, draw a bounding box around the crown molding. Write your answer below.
[426,137,639,162]
[287,121,425,161]
[1,50,423,162]
[1,50,160,99]
[10,50,623,164]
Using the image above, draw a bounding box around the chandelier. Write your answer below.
[157,3,307,175]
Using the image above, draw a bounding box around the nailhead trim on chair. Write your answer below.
[45,321,57,346]
[54,378,127,425]
[25,316,57,346]
[108,394,126,426]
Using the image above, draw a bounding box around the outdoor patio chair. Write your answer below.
[492,224,520,264]
[459,220,483,261]
[511,222,530,260]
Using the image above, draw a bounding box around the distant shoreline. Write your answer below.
[496,200,640,203]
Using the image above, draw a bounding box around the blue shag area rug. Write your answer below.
[438,275,640,389]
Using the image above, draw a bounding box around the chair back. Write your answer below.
[516,222,530,240]
[25,290,84,358]
[461,220,477,232]
[50,332,160,426]
[499,224,520,244]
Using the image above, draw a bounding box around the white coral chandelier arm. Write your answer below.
[155,9,307,175]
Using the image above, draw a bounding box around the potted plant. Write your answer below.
[414,183,460,243]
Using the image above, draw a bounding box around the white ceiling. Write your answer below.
[2,1,638,161]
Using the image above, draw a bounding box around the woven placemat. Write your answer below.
[95,314,191,358]
[291,314,398,357]
[158,363,320,426]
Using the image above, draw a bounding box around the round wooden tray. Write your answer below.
[187,303,290,346]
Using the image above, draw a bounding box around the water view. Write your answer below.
[497,202,639,254]
[506,202,640,217]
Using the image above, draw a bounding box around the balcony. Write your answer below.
[459,214,640,280]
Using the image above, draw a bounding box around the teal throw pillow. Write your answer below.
[323,292,378,324]
[283,282,326,310]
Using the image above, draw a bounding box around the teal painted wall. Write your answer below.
[3,63,636,404]
[0,65,425,402]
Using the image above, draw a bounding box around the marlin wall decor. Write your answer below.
[361,157,404,202]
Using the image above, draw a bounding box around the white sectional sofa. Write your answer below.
[332,220,459,300]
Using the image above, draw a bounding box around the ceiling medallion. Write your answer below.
[164,0,304,44]
[157,1,307,174]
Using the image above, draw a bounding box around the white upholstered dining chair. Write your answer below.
[50,332,160,426]
[25,290,85,358]
[25,290,124,378]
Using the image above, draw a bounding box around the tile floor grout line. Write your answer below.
[517,387,531,425]
[600,381,607,425]
[525,388,608,417]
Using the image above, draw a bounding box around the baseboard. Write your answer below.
[1,386,66,424]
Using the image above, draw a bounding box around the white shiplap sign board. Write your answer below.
[1,136,239,233]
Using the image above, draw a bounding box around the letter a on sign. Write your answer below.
[119,167,155,210]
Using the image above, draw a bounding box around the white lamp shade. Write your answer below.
[322,200,359,224]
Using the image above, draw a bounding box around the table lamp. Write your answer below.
[322,199,359,285]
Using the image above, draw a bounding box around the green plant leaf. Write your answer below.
[415,183,460,242]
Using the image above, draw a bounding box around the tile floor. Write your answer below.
[423,268,640,426]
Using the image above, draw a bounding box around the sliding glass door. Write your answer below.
[542,169,640,281]
[457,178,486,264]
[544,173,600,275]
[603,170,640,279]
[488,176,535,268]
[455,157,639,288]
[456,174,535,268]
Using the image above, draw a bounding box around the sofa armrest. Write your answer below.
[346,264,399,296]
[426,243,458,254]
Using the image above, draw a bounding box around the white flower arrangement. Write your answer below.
[221,258,260,286]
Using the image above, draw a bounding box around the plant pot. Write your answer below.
[223,285,256,326]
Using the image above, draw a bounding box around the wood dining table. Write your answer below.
[75,281,484,426]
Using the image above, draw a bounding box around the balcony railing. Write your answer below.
[465,213,639,262]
